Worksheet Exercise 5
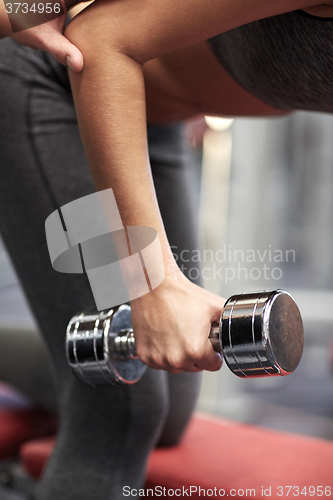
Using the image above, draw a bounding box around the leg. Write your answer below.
[147,124,203,445]
[0,39,167,499]
[0,326,56,411]
[0,38,201,498]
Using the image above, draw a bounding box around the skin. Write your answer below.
[0,0,84,70]
[0,0,331,373]
[1,0,333,70]
[303,1,333,15]
[62,0,332,374]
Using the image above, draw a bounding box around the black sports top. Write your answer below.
[207,10,333,111]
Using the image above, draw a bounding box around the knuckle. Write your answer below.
[136,341,167,369]
[186,344,204,362]
[166,353,186,371]
[135,347,149,367]
[148,354,168,371]
[53,44,64,60]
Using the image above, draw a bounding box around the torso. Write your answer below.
[302,3,333,16]
[205,6,333,114]
[146,2,333,122]
[69,2,333,122]
[144,42,291,123]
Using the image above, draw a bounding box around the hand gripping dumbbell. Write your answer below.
[66,289,304,387]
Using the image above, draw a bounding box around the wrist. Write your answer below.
[130,263,187,307]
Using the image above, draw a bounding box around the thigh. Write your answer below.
[0,41,168,497]
[0,38,97,390]
[148,123,203,445]
[0,38,201,445]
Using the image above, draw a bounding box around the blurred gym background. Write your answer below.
[1,110,333,441]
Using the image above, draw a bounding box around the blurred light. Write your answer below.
[205,116,234,132]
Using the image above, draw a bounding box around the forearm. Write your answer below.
[64,0,322,371]
[66,34,175,271]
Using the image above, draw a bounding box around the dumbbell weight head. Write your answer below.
[66,289,304,386]
[217,290,304,377]
[66,304,147,386]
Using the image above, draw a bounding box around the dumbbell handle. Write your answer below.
[107,289,303,378]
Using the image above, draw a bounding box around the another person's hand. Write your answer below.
[13,15,84,71]
[0,0,84,72]
[130,268,225,374]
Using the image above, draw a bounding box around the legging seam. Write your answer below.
[26,84,68,233]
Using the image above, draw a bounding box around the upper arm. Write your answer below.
[65,0,322,64]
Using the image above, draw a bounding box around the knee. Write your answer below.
[157,372,202,447]
[59,367,169,453]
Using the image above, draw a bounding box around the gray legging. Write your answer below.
[0,38,202,499]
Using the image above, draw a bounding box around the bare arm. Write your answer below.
[64,0,319,372]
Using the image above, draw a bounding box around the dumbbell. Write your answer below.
[66,289,304,387]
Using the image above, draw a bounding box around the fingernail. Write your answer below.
[66,55,74,71]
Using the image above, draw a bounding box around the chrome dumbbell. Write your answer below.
[66,289,304,387]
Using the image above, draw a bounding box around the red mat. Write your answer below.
[20,413,333,499]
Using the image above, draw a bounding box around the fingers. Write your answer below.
[134,322,220,375]
[205,291,226,322]
[9,9,84,72]
[37,30,84,72]
[136,347,202,374]
[195,339,223,372]
[136,334,223,374]
[53,36,84,72]
[131,275,225,374]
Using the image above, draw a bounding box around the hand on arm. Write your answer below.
[0,0,84,71]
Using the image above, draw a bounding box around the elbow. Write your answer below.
[64,1,154,67]
[64,9,112,66]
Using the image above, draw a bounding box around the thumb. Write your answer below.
[49,34,84,72]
